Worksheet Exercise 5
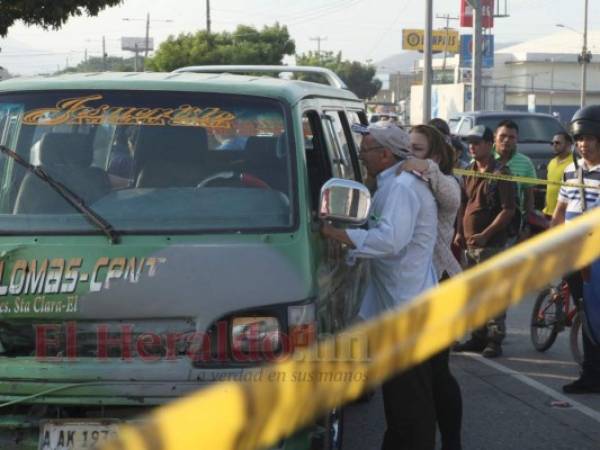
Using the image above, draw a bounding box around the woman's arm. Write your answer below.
[401,159,461,215]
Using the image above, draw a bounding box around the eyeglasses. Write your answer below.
[359,145,385,154]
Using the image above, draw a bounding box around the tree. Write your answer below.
[296,51,382,99]
[0,0,122,37]
[57,55,139,74]
[146,23,295,72]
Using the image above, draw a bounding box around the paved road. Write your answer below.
[344,291,600,449]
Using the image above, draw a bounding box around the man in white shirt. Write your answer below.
[321,123,438,450]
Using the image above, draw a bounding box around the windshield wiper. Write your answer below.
[0,145,120,244]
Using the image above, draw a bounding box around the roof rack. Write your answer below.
[172,65,348,90]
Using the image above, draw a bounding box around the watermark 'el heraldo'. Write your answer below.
[34,321,370,364]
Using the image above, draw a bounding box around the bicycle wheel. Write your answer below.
[530,287,560,351]
[570,312,584,367]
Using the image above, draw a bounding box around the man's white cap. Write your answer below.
[352,123,411,158]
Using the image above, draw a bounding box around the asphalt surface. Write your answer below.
[343,291,600,450]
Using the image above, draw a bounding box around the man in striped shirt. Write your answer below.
[552,105,600,394]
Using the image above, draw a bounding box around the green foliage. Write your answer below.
[56,56,140,74]
[296,51,382,99]
[0,0,122,37]
[146,23,295,72]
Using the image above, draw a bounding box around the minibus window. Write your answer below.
[302,112,332,214]
[0,91,295,234]
[345,110,368,183]
[323,111,356,181]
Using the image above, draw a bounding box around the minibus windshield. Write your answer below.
[0,90,294,234]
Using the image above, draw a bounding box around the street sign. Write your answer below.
[402,29,460,53]
[121,37,154,52]
[459,34,494,68]
[460,0,495,28]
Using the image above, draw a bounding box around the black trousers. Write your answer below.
[432,348,463,450]
[381,348,462,450]
[381,358,436,450]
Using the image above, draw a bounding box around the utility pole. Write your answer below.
[123,14,173,71]
[580,0,589,107]
[529,74,535,94]
[206,0,211,35]
[423,0,433,121]
[143,13,150,71]
[550,58,555,114]
[310,36,328,61]
[436,13,459,81]
[102,36,107,71]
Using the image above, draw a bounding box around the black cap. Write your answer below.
[465,125,494,143]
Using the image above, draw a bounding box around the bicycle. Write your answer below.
[530,279,583,365]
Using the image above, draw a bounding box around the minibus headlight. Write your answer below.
[231,316,281,357]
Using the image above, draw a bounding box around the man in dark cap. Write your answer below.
[454,125,517,358]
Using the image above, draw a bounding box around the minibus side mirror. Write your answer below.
[318,178,371,226]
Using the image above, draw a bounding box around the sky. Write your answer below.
[0,0,599,75]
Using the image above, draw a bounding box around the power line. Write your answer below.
[0,51,83,57]
[365,0,409,60]
[207,0,356,26]
[285,0,363,25]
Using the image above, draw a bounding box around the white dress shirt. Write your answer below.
[346,162,438,320]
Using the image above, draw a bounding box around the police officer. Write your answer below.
[552,105,600,394]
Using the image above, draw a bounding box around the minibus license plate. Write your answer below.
[39,420,120,450]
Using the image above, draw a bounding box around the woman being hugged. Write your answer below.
[398,123,463,450]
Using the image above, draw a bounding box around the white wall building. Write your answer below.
[492,30,600,120]
[414,30,600,122]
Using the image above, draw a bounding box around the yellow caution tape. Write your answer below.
[453,168,600,190]
[102,207,600,450]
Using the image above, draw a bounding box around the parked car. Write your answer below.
[449,111,568,177]
[368,112,399,125]
[449,111,568,208]
[0,67,371,450]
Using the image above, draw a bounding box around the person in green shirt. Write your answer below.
[543,132,574,217]
[494,119,536,239]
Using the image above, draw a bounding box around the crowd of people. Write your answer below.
[321,106,600,450]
